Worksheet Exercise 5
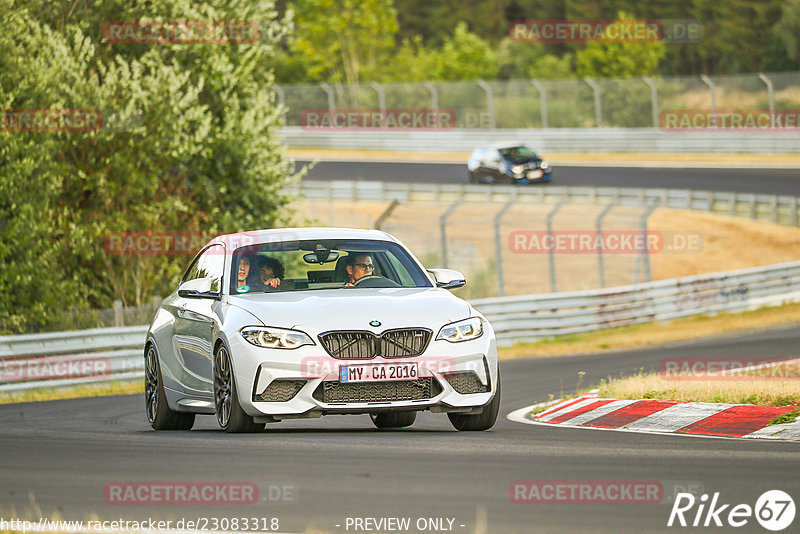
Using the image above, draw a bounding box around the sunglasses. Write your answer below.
[355,263,374,271]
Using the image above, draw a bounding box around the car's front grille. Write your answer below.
[380,329,432,357]
[318,331,376,359]
[319,329,432,359]
[255,379,306,402]
[312,378,442,403]
[444,372,488,394]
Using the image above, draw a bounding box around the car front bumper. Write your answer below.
[227,330,499,419]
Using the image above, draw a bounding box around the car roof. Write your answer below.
[477,142,531,150]
[206,227,400,250]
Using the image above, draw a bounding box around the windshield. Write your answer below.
[230,238,432,294]
[499,146,537,163]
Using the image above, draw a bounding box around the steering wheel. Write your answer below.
[353,275,400,288]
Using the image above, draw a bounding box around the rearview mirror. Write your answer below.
[303,251,340,264]
[178,277,220,299]
[427,268,466,290]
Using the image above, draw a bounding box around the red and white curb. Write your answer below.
[507,392,800,441]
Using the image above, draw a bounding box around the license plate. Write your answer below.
[339,363,418,383]
[527,169,544,179]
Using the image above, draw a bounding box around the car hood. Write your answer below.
[229,287,471,334]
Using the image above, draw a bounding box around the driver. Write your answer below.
[344,253,374,286]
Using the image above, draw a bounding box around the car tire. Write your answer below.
[214,343,265,434]
[144,343,195,431]
[448,374,501,431]
[370,411,417,429]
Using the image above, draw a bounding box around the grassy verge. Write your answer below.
[498,301,800,360]
[770,409,800,425]
[0,381,142,405]
[595,371,800,407]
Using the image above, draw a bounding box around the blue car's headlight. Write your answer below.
[436,317,484,343]
[241,326,314,349]
[540,159,550,170]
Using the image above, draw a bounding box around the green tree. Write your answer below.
[0,0,296,332]
[575,12,666,78]
[291,0,397,86]
[431,22,500,81]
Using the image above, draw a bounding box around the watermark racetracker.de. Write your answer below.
[660,357,800,380]
[300,108,457,131]
[508,230,703,254]
[103,231,268,256]
[104,481,296,505]
[1,109,143,133]
[509,19,703,43]
[660,110,800,132]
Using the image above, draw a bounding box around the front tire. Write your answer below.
[144,343,195,431]
[370,411,417,429]
[214,343,265,433]
[448,374,501,431]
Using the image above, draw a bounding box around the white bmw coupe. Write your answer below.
[145,228,500,432]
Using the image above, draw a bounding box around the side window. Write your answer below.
[183,244,225,292]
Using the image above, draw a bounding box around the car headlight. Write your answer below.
[241,326,314,349]
[511,164,525,175]
[436,317,484,343]
[539,159,550,170]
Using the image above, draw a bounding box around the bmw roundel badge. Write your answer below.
[369,320,381,327]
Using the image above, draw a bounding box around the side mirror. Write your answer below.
[427,268,466,290]
[178,277,220,299]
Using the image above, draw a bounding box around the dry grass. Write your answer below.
[0,381,142,405]
[596,371,800,406]
[293,201,800,296]
[498,301,800,359]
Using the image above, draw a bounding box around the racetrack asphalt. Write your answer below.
[2,325,798,534]
[294,160,800,196]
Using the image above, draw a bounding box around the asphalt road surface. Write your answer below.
[2,325,798,534]
[295,160,800,196]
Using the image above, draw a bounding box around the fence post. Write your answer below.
[319,82,336,115]
[642,77,658,128]
[494,200,516,296]
[546,200,567,293]
[273,84,286,121]
[757,73,775,128]
[440,200,463,268]
[370,82,386,116]
[584,78,602,127]
[595,202,616,288]
[531,79,549,128]
[700,75,716,116]
[633,203,659,284]
[792,197,798,227]
[113,300,124,327]
[375,200,400,230]
[423,81,439,115]
[476,80,496,129]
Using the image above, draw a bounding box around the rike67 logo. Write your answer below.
[668,490,795,531]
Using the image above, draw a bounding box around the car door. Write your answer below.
[486,149,504,183]
[173,243,225,397]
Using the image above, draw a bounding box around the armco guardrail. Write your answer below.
[2,261,800,392]
[291,180,800,226]
[0,326,147,393]
[473,260,800,346]
[280,126,800,154]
